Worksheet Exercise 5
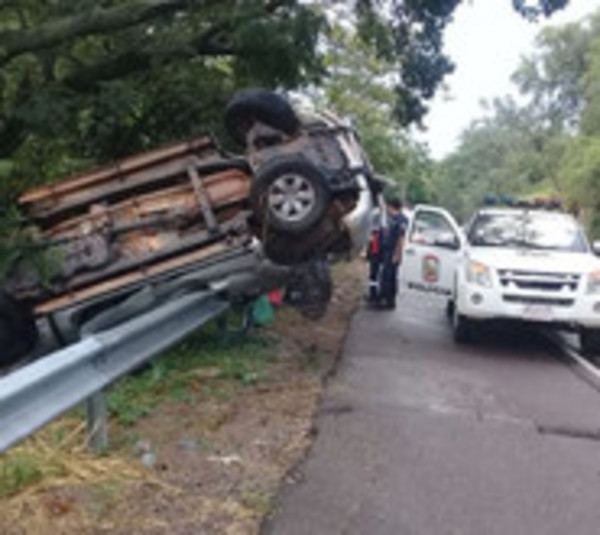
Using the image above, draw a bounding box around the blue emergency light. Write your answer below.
[481,194,562,210]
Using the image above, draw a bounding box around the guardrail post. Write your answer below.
[216,304,253,342]
[216,312,228,337]
[86,390,108,452]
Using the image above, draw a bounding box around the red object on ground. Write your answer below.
[268,288,284,306]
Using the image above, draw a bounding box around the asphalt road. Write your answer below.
[263,292,600,535]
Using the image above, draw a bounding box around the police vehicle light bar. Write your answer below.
[482,194,562,211]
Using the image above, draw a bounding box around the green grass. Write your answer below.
[0,453,44,498]
[107,318,276,426]
[0,451,67,498]
[239,486,276,516]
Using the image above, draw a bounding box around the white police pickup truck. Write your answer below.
[399,205,600,356]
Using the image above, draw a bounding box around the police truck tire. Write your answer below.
[453,309,474,344]
[0,293,38,367]
[580,328,600,359]
[251,157,330,234]
[224,89,300,147]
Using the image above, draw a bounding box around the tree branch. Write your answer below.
[63,29,235,91]
[0,0,311,157]
[60,0,293,92]
[0,0,192,67]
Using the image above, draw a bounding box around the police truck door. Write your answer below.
[400,205,462,298]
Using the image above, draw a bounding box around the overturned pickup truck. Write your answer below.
[0,89,378,365]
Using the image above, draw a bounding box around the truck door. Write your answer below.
[400,205,463,298]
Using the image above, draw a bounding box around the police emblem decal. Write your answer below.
[422,255,440,283]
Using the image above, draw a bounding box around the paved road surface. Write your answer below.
[264,293,600,535]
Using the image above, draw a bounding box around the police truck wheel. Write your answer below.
[0,293,38,367]
[224,89,301,147]
[580,328,600,359]
[452,308,473,344]
[251,157,329,234]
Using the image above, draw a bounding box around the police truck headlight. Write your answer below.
[587,270,600,294]
[466,260,492,288]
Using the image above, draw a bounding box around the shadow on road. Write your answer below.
[458,320,561,363]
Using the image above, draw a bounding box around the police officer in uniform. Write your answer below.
[378,196,408,309]
[366,208,383,306]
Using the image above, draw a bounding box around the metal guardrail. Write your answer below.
[0,290,228,453]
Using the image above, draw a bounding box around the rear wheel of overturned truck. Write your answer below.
[251,157,330,235]
[0,293,38,367]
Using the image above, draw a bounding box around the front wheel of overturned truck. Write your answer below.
[224,88,301,147]
[0,292,38,367]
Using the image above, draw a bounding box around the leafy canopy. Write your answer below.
[433,8,600,237]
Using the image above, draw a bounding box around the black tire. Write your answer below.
[251,157,330,234]
[285,260,333,320]
[0,293,38,367]
[224,88,301,147]
[580,328,600,358]
[452,308,474,344]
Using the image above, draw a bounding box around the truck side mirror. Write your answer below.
[593,241,600,256]
[433,232,461,250]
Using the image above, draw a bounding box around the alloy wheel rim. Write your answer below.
[268,174,316,223]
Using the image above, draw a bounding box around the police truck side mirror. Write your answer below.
[433,232,460,250]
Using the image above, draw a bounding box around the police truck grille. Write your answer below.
[497,270,581,292]
[502,295,575,307]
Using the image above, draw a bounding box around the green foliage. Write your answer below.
[433,8,600,228]
[580,24,600,137]
[316,25,435,204]
[512,20,593,131]
[560,137,600,237]
[432,100,569,220]
[514,10,600,234]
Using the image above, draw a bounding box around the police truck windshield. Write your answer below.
[468,211,588,253]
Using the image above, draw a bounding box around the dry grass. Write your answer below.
[0,417,178,535]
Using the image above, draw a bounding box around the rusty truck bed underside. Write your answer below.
[9,137,256,315]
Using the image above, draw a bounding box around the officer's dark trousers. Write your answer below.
[380,259,399,306]
[368,257,381,302]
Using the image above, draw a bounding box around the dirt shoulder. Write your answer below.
[0,260,365,535]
